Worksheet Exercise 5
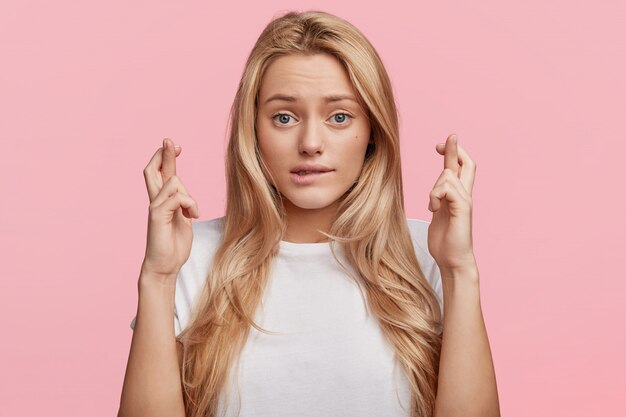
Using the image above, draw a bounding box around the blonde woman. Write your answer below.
[118,10,500,417]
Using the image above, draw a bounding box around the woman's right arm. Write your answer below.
[117,272,185,417]
[118,138,199,417]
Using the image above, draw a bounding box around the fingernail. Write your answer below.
[174,144,181,149]
[163,138,168,149]
[451,134,457,144]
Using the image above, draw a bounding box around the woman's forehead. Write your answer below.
[258,53,358,103]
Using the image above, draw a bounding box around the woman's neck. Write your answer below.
[282,200,339,243]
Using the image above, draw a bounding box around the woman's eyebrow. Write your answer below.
[263,93,358,105]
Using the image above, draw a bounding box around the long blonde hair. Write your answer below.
[178,10,443,417]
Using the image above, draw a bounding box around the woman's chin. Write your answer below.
[281,194,340,212]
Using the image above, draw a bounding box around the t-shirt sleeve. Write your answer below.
[406,218,444,321]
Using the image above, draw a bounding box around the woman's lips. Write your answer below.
[289,170,334,185]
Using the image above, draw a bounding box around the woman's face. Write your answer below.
[256,53,371,213]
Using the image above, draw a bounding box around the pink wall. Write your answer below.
[1,1,624,416]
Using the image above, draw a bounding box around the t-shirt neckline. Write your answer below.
[278,239,333,255]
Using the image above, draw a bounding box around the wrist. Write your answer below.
[138,267,179,290]
[440,265,480,295]
[440,265,480,281]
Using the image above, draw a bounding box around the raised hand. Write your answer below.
[427,134,477,276]
[141,138,200,284]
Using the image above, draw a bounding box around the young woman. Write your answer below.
[119,10,500,417]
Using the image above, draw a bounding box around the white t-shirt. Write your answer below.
[130,217,443,417]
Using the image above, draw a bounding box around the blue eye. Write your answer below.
[331,113,351,124]
[273,113,294,125]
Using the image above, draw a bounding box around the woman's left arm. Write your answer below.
[427,134,500,417]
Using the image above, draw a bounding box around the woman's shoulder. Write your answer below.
[405,217,443,312]
[178,216,225,285]
[173,217,225,331]
[190,215,225,244]
[405,217,431,252]
[406,217,431,230]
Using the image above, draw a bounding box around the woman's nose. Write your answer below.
[298,120,325,155]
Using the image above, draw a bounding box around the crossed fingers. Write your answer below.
[428,134,476,212]
[435,134,476,196]
[143,138,182,202]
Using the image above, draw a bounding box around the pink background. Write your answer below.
[1,1,624,416]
